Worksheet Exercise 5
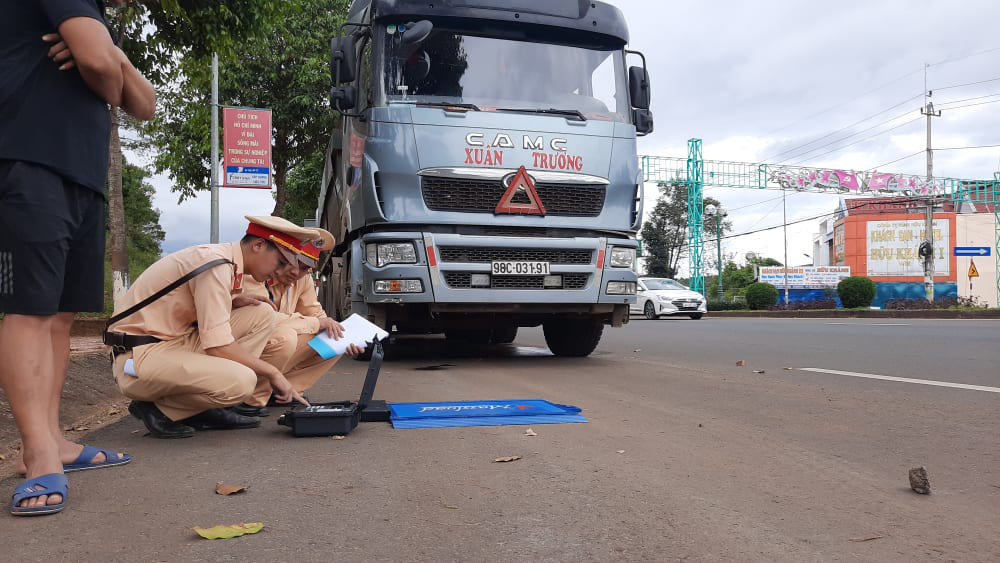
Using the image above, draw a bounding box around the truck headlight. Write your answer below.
[609,247,635,268]
[606,281,636,295]
[374,279,423,293]
[366,242,417,267]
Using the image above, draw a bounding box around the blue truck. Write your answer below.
[317,0,652,356]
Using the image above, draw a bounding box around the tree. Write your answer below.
[102,158,165,313]
[101,1,287,301]
[707,255,782,300]
[144,0,349,217]
[640,182,728,278]
[283,151,324,227]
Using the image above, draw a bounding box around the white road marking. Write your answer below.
[799,368,1000,394]
[823,322,910,326]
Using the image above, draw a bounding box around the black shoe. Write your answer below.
[267,394,309,408]
[128,401,195,439]
[231,403,269,417]
[180,408,262,430]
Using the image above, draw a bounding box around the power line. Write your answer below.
[930,46,1000,67]
[786,116,923,166]
[761,67,925,137]
[936,91,1000,106]
[938,98,1000,111]
[762,93,924,163]
[866,150,925,171]
[935,143,1000,151]
[933,75,1000,92]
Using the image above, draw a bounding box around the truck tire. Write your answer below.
[490,325,517,344]
[543,319,603,357]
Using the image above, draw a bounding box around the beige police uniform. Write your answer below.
[109,243,274,420]
[245,274,341,406]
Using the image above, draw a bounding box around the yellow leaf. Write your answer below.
[443,503,458,509]
[215,482,248,496]
[494,456,521,463]
[193,522,264,540]
[0,453,5,460]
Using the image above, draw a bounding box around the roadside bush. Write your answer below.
[768,299,838,311]
[745,282,778,310]
[837,276,876,308]
[884,296,988,310]
[708,300,748,311]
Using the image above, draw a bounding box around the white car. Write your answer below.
[631,278,707,320]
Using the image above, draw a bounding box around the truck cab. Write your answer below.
[318,0,652,356]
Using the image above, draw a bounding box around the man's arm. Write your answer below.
[53,18,155,120]
[53,17,122,106]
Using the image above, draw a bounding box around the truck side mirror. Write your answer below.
[632,108,653,135]
[628,66,651,109]
[401,20,433,46]
[330,36,357,84]
[330,85,358,111]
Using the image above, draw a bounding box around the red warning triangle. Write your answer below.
[495,166,546,215]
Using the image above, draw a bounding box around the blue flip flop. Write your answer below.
[63,445,131,473]
[10,473,68,516]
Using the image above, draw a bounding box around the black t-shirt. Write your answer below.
[0,0,112,194]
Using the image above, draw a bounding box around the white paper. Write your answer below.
[308,313,389,359]
[123,358,138,378]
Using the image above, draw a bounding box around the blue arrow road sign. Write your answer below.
[953,246,991,256]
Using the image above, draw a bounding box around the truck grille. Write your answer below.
[421,177,605,216]
[438,247,593,264]
[443,272,590,290]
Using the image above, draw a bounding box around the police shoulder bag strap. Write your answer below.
[103,258,236,350]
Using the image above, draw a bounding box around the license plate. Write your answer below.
[491,261,550,275]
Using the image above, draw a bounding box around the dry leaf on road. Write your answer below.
[783,367,793,370]
[442,503,459,509]
[494,456,522,463]
[332,435,345,440]
[616,450,626,454]
[524,428,537,436]
[193,522,264,540]
[0,453,5,460]
[215,482,248,496]
[848,535,884,542]
[753,370,766,374]
[736,360,745,366]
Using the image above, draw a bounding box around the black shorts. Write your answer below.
[0,160,106,315]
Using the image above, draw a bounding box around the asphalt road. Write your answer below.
[2,317,998,561]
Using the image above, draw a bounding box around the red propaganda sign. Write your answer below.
[223,107,272,188]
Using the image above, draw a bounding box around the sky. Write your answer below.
[140,0,1000,273]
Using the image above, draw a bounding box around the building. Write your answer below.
[820,195,997,307]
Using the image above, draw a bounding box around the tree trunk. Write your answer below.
[108,107,130,300]
[271,159,287,217]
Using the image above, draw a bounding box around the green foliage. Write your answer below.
[114,1,292,84]
[705,256,783,297]
[283,152,324,226]
[640,182,729,278]
[707,300,748,311]
[837,276,876,308]
[143,0,348,215]
[745,282,778,310]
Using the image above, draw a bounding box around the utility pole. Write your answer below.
[716,210,724,301]
[210,52,220,243]
[782,188,789,306]
[920,88,941,303]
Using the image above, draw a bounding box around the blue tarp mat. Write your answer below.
[388,399,587,429]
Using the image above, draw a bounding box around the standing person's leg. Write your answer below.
[0,315,63,510]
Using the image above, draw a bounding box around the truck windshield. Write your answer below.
[382,29,629,122]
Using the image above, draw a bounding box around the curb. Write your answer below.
[707,309,1000,319]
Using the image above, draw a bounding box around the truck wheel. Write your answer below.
[643,301,658,320]
[490,325,517,344]
[543,319,603,357]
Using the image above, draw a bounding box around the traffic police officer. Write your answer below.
[235,230,364,416]
[108,216,319,438]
